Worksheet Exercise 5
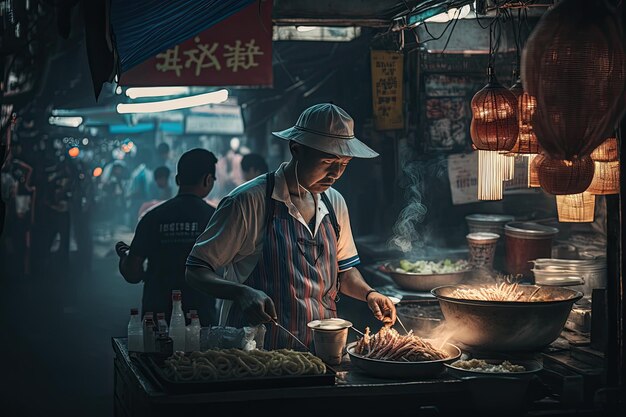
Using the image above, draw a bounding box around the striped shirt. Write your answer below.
[187,163,360,306]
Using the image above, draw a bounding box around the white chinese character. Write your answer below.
[156,46,183,76]
[184,37,221,76]
[223,39,263,73]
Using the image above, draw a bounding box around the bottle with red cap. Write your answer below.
[185,311,201,352]
[127,308,144,352]
[168,290,186,352]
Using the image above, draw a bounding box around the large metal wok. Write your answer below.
[381,260,471,292]
[431,285,582,352]
[346,341,461,379]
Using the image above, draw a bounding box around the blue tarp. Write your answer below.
[110,0,256,73]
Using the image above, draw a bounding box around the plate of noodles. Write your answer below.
[346,327,461,379]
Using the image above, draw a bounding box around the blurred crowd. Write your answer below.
[0,131,269,280]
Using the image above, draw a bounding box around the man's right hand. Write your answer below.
[235,286,277,325]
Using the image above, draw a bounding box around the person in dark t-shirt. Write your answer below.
[116,149,219,325]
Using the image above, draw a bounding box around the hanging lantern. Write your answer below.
[502,153,515,181]
[478,150,506,200]
[556,192,596,223]
[590,137,618,162]
[470,69,519,152]
[527,154,542,188]
[509,78,540,154]
[522,0,625,161]
[587,160,620,195]
[538,155,595,195]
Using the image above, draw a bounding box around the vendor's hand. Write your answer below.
[367,291,397,326]
[235,286,277,326]
[115,241,130,258]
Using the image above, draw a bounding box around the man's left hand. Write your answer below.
[115,241,130,258]
[366,292,397,326]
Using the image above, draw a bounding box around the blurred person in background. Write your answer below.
[149,166,172,201]
[116,149,219,325]
[36,156,75,274]
[241,153,268,182]
[102,161,128,234]
[1,142,36,277]
[137,166,173,220]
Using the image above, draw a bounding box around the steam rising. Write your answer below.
[389,156,448,255]
[389,159,428,253]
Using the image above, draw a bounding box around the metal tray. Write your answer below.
[135,352,336,394]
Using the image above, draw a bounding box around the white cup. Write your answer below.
[307,318,352,365]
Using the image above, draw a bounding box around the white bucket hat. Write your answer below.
[272,103,379,158]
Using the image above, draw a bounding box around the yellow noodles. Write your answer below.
[163,348,326,381]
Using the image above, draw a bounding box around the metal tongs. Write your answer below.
[270,318,310,352]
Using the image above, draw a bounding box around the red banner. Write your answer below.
[119,1,272,87]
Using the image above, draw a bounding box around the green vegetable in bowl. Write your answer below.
[396,259,469,274]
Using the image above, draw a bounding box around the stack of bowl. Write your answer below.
[532,258,606,300]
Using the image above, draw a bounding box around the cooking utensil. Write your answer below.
[381,260,471,292]
[346,341,461,379]
[271,319,310,352]
[431,285,582,351]
[349,326,365,337]
[395,316,410,335]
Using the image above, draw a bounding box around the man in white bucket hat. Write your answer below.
[186,103,396,350]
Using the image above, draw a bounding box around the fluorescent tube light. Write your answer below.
[116,89,229,114]
[49,116,83,127]
[125,86,190,99]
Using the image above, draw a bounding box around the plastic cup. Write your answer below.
[467,232,500,269]
[307,318,352,365]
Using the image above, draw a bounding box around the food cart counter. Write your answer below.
[112,338,603,417]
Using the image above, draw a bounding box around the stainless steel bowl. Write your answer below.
[382,261,471,292]
[431,285,582,351]
[347,341,461,379]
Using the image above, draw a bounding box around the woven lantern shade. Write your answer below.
[502,153,515,181]
[587,160,620,195]
[521,0,625,161]
[470,70,519,152]
[478,150,506,200]
[509,78,540,154]
[590,137,618,162]
[528,154,542,188]
[556,192,596,223]
[538,155,595,195]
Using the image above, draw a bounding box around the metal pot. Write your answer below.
[382,261,471,292]
[431,285,582,352]
[466,214,515,235]
[346,341,461,379]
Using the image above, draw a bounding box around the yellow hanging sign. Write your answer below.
[370,50,404,130]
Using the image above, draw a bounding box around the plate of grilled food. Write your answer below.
[346,327,461,379]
